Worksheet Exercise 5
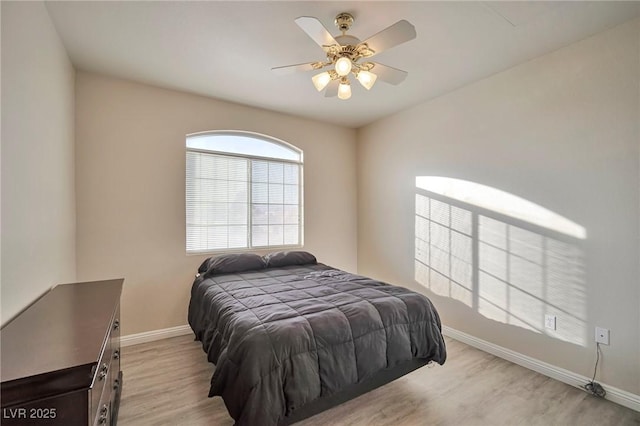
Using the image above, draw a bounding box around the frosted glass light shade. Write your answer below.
[338,80,351,100]
[356,70,377,90]
[335,57,352,77]
[311,72,332,91]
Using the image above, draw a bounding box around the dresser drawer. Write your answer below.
[110,306,122,425]
[89,319,115,424]
[89,362,112,425]
[0,390,88,426]
[92,380,112,426]
[111,307,121,378]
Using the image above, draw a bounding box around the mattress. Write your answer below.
[188,260,446,425]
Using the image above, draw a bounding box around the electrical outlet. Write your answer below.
[595,327,610,345]
[544,314,556,330]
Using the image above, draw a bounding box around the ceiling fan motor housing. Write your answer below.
[328,35,374,67]
[333,36,360,60]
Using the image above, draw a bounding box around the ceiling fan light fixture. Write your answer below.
[356,70,377,90]
[274,13,416,100]
[335,56,352,77]
[338,78,352,100]
[312,71,332,91]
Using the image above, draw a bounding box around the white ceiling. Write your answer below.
[45,1,639,128]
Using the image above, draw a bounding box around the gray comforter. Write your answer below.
[188,263,446,425]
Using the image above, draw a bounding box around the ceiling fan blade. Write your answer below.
[370,63,408,85]
[271,62,324,75]
[360,20,416,57]
[324,80,339,97]
[295,16,339,51]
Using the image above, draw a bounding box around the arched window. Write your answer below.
[186,131,303,253]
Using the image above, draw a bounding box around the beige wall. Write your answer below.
[1,1,76,325]
[75,72,357,335]
[357,19,640,394]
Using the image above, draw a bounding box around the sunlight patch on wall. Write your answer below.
[415,176,586,239]
[415,195,473,308]
[415,177,587,347]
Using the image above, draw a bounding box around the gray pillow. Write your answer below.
[264,251,317,268]
[199,253,267,275]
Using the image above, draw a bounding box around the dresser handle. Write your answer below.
[113,319,120,330]
[113,378,120,391]
[113,350,120,360]
[99,404,108,424]
[98,363,108,380]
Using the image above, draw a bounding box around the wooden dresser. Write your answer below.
[1,279,123,425]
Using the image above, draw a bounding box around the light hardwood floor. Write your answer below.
[118,335,639,425]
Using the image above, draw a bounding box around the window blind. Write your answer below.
[186,150,301,253]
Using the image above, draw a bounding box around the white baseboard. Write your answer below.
[121,324,192,347]
[442,325,640,412]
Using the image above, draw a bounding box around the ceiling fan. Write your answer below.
[272,12,417,100]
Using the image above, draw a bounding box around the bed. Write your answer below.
[188,251,446,425]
